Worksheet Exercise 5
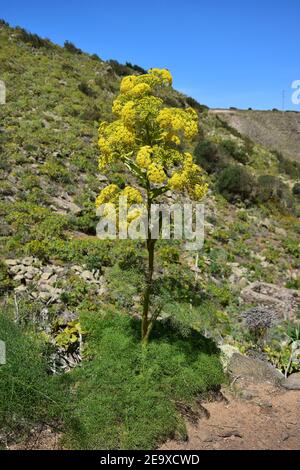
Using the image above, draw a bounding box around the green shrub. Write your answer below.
[257,175,295,211]
[16,27,53,49]
[78,81,96,97]
[275,152,300,180]
[221,139,249,164]
[185,96,208,113]
[108,60,131,76]
[66,311,223,450]
[292,182,300,198]
[41,159,71,183]
[0,260,13,295]
[194,139,224,173]
[80,105,101,121]
[64,40,82,54]
[283,238,300,258]
[125,62,147,74]
[216,165,256,202]
[0,310,69,441]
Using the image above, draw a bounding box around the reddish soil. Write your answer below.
[161,379,300,450]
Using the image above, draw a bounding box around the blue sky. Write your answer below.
[1,0,300,110]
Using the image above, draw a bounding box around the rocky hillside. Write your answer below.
[0,20,300,450]
[210,108,300,162]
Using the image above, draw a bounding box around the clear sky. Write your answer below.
[1,0,300,110]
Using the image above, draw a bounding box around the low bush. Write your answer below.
[16,27,53,49]
[220,139,249,164]
[292,182,300,198]
[185,96,208,113]
[257,175,295,212]
[66,311,223,449]
[64,40,82,54]
[78,81,96,98]
[275,151,300,180]
[41,159,71,184]
[0,309,70,442]
[125,62,147,74]
[216,165,256,202]
[0,260,13,295]
[194,139,224,173]
[108,60,131,77]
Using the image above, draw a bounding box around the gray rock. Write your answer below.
[282,372,300,390]
[5,259,18,266]
[52,196,81,215]
[24,266,40,278]
[229,353,284,385]
[14,285,27,293]
[97,174,108,182]
[219,344,241,371]
[217,429,243,439]
[23,257,35,266]
[40,272,53,281]
[81,270,95,282]
[275,227,287,237]
[241,282,300,321]
[10,265,22,274]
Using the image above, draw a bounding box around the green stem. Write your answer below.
[141,196,156,344]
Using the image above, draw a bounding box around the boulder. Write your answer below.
[219,344,241,370]
[229,353,284,385]
[52,195,81,215]
[5,259,18,266]
[241,282,300,321]
[281,372,300,390]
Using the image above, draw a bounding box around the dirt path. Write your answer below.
[161,379,300,450]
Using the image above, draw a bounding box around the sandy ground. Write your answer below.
[161,379,300,450]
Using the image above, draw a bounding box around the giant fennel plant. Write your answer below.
[96,68,208,343]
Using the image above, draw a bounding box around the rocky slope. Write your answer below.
[0,19,300,450]
[210,108,300,162]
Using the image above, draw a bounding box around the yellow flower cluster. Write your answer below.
[120,76,136,94]
[168,153,208,200]
[148,68,173,86]
[136,146,152,169]
[127,207,145,224]
[98,121,136,169]
[192,183,209,199]
[121,101,136,126]
[157,107,198,140]
[120,69,172,97]
[96,184,143,210]
[147,163,166,184]
[97,68,208,208]
[129,83,151,98]
[95,184,119,207]
[121,186,143,204]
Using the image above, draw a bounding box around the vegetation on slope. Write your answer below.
[0,20,299,449]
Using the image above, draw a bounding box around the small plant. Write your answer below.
[241,307,277,347]
[292,182,300,198]
[0,260,13,295]
[78,81,96,97]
